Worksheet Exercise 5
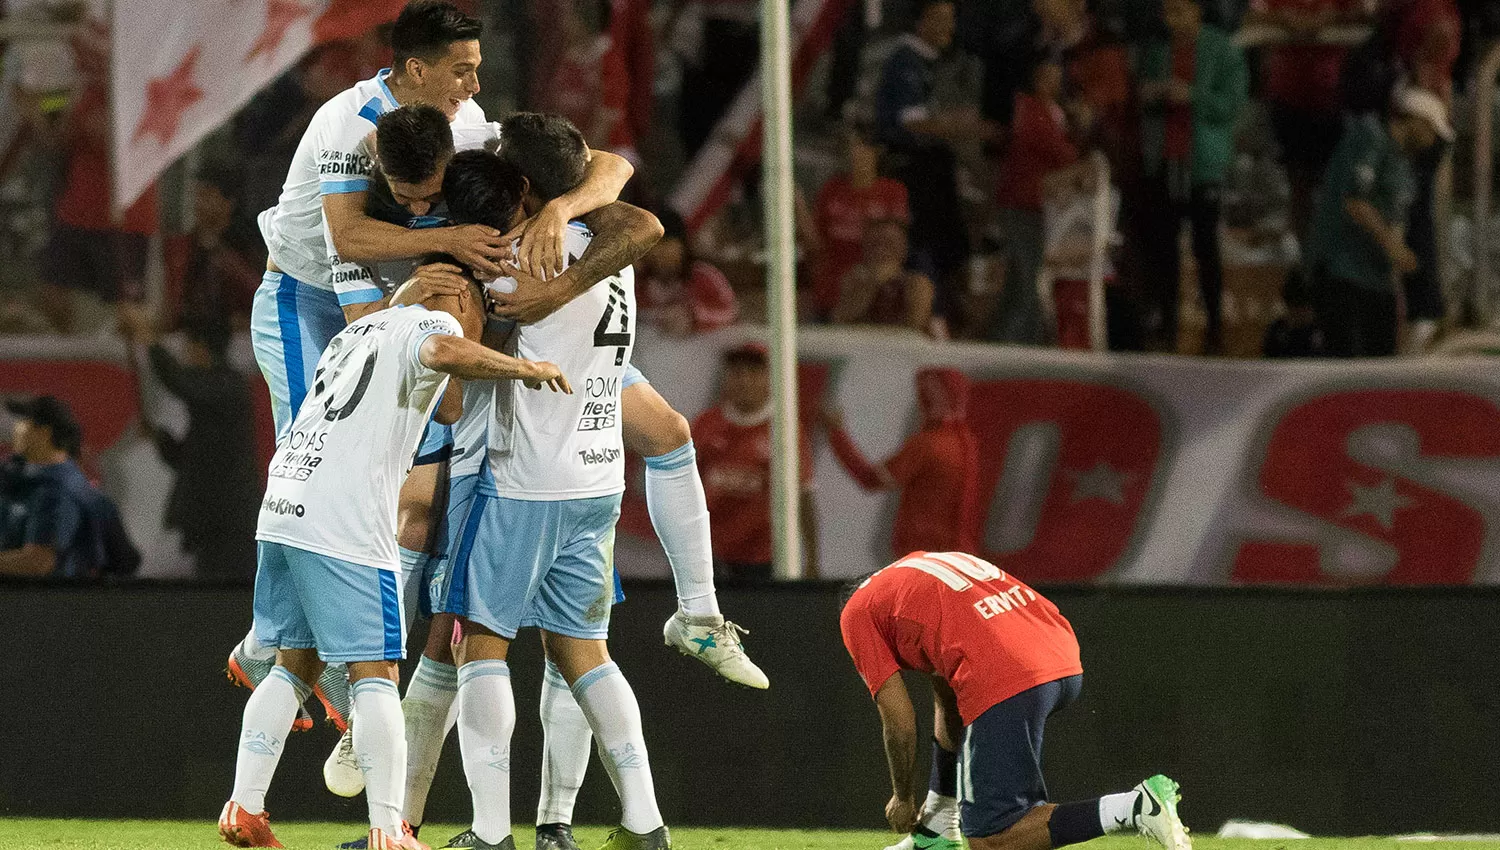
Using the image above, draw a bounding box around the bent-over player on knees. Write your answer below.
[840,551,1191,850]
[219,270,568,850]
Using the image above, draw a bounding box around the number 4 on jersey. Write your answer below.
[593,269,632,366]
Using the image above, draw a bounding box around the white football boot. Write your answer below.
[662,611,769,689]
[324,726,365,797]
[1134,775,1192,850]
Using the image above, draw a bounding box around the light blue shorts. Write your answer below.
[414,419,454,466]
[428,470,486,617]
[252,541,406,663]
[250,272,347,440]
[457,493,622,640]
[623,363,647,389]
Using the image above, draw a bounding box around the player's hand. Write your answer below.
[391,262,472,309]
[523,360,572,394]
[488,261,571,324]
[886,795,919,834]
[503,200,571,280]
[443,223,510,279]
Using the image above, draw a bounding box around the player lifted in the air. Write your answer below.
[841,552,1192,850]
[435,135,669,850]
[230,0,635,741]
[219,256,569,850]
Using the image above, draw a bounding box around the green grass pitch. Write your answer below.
[2,821,1499,850]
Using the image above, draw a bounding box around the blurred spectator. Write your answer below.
[637,210,738,335]
[875,0,993,321]
[1307,88,1450,357]
[822,367,979,557]
[692,343,818,580]
[534,0,631,153]
[170,162,264,329]
[804,126,910,322]
[119,306,259,579]
[989,58,1079,344]
[1389,0,1462,352]
[832,219,935,334]
[674,0,760,158]
[1042,154,1118,350]
[1262,269,1328,357]
[0,396,135,578]
[38,21,159,333]
[1136,0,1247,354]
[1244,0,1363,241]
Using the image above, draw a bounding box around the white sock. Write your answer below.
[402,657,458,826]
[920,790,960,840]
[456,660,515,845]
[230,666,309,813]
[570,661,663,834]
[239,628,276,662]
[1099,790,1140,833]
[538,660,593,825]
[645,441,720,617]
[351,677,407,836]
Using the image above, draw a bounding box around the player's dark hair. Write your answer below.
[377,105,455,185]
[442,149,528,232]
[391,0,482,67]
[496,112,589,202]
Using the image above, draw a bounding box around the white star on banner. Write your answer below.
[1341,477,1413,531]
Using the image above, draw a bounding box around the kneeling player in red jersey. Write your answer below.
[840,551,1192,850]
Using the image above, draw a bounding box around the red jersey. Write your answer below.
[995,93,1079,212]
[840,551,1082,724]
[812,176,909,314]
[693,404,814,565]
[1253,0,1356,112]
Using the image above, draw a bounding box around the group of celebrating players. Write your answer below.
[215,4,1196,850]
[219,3,763,849]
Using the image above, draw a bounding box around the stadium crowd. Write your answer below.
[0,0,1488,356]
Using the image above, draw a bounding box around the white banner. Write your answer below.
[109,0,399,214]
[6,327,1500,584]
[628,326,1500,584]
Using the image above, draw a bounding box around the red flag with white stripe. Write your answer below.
[110,0,406,215]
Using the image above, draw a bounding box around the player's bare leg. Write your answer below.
[621,381,767,689]
[452,621,519,850]
[542,631,670,850]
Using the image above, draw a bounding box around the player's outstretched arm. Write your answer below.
[419,333,572,393]
[505,149,637,278]
[489,201,664,324]
[874,673,921,833]
[324,192,510,278]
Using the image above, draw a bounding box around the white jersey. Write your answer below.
[258,68,490,291]
[484,223,634,500]
[256,305,463,569]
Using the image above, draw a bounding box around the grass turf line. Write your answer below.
[1,822,1499,850]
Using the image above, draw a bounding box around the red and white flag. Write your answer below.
[110,0,405,215]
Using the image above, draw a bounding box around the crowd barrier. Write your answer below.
[3,581,1499,836]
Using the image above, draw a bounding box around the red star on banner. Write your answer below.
[245,0,314,62]
[132,45,205,146]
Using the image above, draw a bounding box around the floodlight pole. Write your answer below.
[762,0,802,579]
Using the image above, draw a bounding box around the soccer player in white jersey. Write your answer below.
[219,260,569,850]
[437,132,668,850]
[230,0,635,737]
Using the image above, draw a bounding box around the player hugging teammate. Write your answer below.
[219,3,764,850]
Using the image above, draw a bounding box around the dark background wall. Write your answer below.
[2,581,1499,836]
